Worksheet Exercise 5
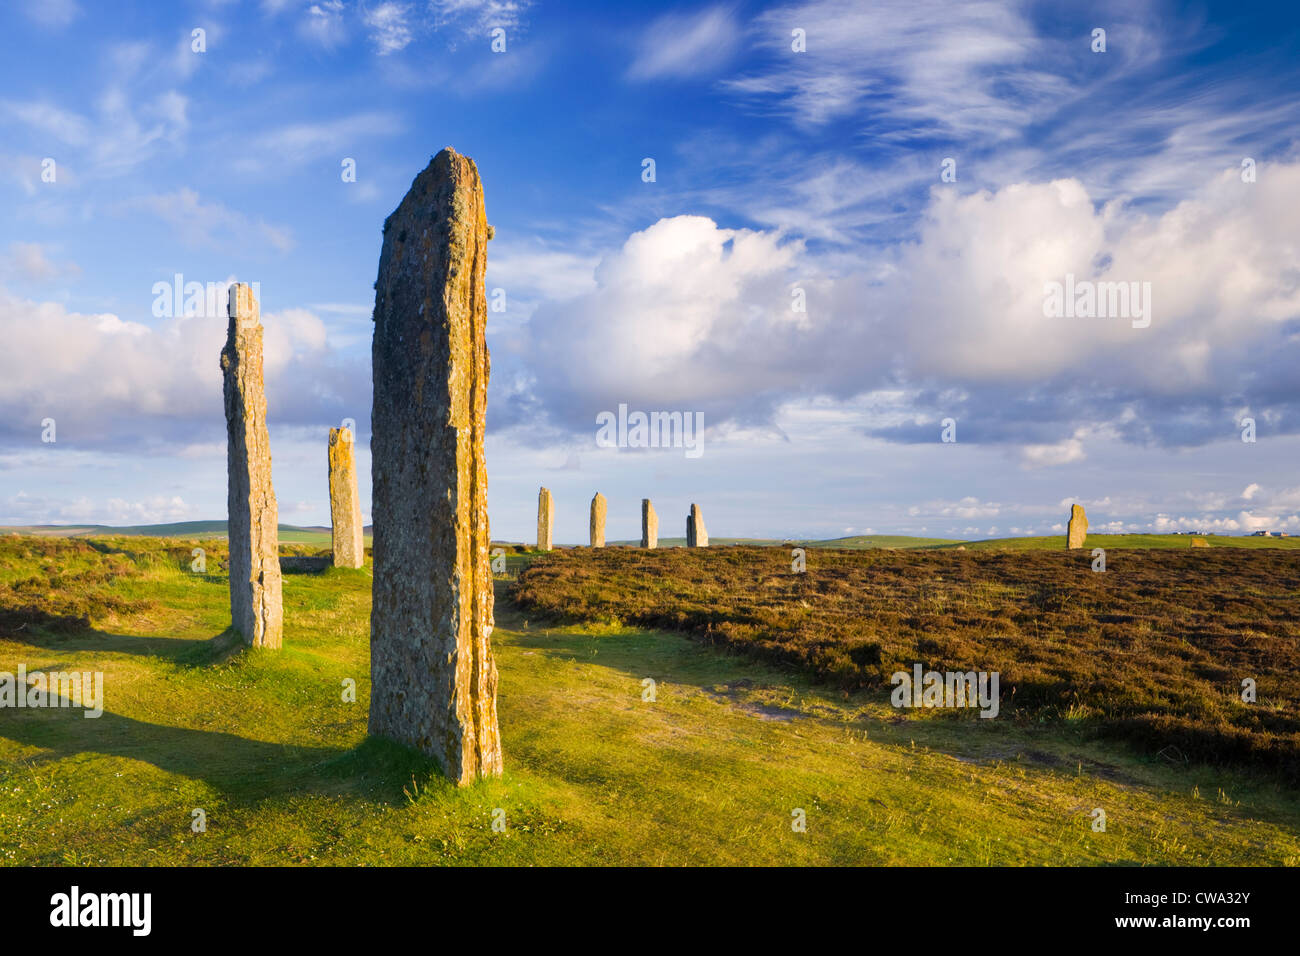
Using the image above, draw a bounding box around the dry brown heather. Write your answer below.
[0,538,158,633]
[0,536,327,638]
[513,546,1300,777]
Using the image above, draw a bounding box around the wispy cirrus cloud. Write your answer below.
[627,5,742,81]
[223,111,403,178]
[430,0,532,35]
[364,2,416,53]
[117,189,295,254]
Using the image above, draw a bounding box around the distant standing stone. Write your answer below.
[220,283,283,649]
[368,147,503,784]
[328,427,364,568]
[590,492,607,548]
[537,487,554,551]
[641,498,658,549]
[687,503,708,547]
[1066,503,1088,549]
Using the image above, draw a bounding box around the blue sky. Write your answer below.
[2,0,1299,543]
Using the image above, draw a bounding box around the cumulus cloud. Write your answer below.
[519,215,812,432]
[511,159,1300,462]
[0,291,366,451]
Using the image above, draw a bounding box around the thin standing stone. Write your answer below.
[537,487,553,551]
[328,427,364,568]
[687,503,708,547]
[220,283,283,649]
[368,148,503,784]
[642,498,658,549]
[1067,503,1088,549]
[590,492,606,547]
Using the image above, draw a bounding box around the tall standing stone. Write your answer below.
[589,492,606,548]
[220,283,283,650]
[369,148,503,784]
[1067,503,1088,549]
[537,487,553,552]
[641,498,658,549]
[328,427,364,568]
[687,503,708,547]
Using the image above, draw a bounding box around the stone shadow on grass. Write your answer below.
[1,619,231,663]
[0,704,447,806]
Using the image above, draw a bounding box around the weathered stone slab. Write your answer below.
[537,487,553,551]
[641,498,658,549]
[220,283,283,649]
[328,426,364,568]
[1066,503,1088,549]
[590,492,606,548]
[687,503,708,547]
[369,148,503,784]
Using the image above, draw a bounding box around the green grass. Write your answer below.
[1,536,1298,865]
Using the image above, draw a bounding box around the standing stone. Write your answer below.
[1066,503,1088,549]
[641,498,658,549]
[369,148,503,784]
[328,427,364,568]
[687,503,708,547]
[589,492,606,548]
[537,487,553,552]
[220,283,283,650]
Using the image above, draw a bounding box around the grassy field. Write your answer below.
[2,535,1298,865]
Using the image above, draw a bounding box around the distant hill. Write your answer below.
[0,521,367,545]
[604,535,964,549]
[953,533,1300,550]
[2,523,1295,550]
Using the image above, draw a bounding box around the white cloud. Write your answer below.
[0,292,360,451]
[906,497,1001,519]
[23,0,79,28]
[523,215,807,424]
[300,0,349,48]
[365,2,415,53]
[3,87,189,178]
[516,158,1300,457]
[1019,437,1086,469]
[627,6,741,81]
[724,0,1062,130]
[431,0,532,35]
[121,189,295,254]
[487,242,599,307]
[235,112,403,173]
[1,243,80,282]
